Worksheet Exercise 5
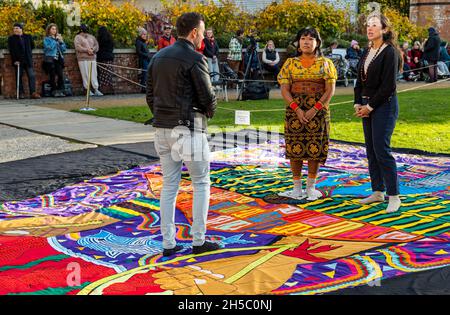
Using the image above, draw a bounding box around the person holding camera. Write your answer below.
[243,35,261,80]
[43,23,67,97]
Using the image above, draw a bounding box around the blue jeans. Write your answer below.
[154,128,211,249]
[362,95,400,196]
[141,59,150,87]
[207,57,220,83]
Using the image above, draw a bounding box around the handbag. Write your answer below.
[44,55,55,63]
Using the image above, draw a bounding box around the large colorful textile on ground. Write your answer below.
[0,139,449,295]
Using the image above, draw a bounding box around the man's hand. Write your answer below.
[14,61,20,66]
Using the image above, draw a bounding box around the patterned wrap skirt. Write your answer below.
[98,60,114,89]
[284,79,330,164]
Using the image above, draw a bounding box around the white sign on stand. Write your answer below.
[235,110,251,125]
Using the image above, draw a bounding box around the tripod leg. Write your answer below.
[238,51,254,101]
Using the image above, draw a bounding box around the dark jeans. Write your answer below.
[14,64,36,94]
[362,95,399,196]
[140,59,150,88]
[263,63,280,77]
[47,59,65,92]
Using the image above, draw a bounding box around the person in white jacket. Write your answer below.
[262,40,281,83]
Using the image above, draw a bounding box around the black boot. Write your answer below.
[162,245,183,257]
[193,241,220,255]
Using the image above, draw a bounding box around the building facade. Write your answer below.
[410,0,450,40]
[112,0,358,16]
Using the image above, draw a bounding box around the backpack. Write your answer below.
[241,81,270,100]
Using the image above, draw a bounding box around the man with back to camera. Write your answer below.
[146,12,219,257]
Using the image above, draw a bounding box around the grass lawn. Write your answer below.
[73,89,450,154]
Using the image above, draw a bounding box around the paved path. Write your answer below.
[0,101,154,146]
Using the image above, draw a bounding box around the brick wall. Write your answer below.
[0,49,149,98]
[0,48,289,98]
[410,0,450,41]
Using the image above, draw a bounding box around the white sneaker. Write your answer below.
[306,188,322,201]
[279,189,306,200]
[359,191,385,204]
[94,90,104,96]
[386,195,401,213]
[89,91,94,96]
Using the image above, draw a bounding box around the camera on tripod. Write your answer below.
[247,34,261,50]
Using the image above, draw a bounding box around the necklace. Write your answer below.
[360,44,384,82]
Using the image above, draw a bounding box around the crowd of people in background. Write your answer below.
[6,21,450,99]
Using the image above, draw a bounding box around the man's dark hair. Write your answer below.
[13,22,23,29]
[236,29,244,37]
[176,12,203,38]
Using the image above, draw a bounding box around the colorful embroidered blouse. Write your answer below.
[277,56,338,85]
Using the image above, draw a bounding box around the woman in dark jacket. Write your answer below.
[96,26,115,94]
[423,27,441,82]
[135,27,151,93]
[354,13,403,213]
[203,28,220,83]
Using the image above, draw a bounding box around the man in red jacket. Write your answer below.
[157,25,176,51]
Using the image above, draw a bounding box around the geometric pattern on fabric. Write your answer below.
[1,140,449,295]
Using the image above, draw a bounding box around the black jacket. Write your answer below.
[7,34,35,66]
[203,38,219,58]
[354,44,399,109]
[423,29,441,62]
[97,37,114,62]
[135,37,150,68]
[146,39,217,132]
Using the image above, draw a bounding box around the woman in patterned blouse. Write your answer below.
[277,27,337,201]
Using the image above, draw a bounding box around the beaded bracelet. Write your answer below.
[289,101,299,111]
[314,101,324,111]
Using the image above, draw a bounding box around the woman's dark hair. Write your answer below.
[97,26,113,43]
[78,23,89,34]
[176,12,203,37]
[367,13,403,71]
[293,27,323,57]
